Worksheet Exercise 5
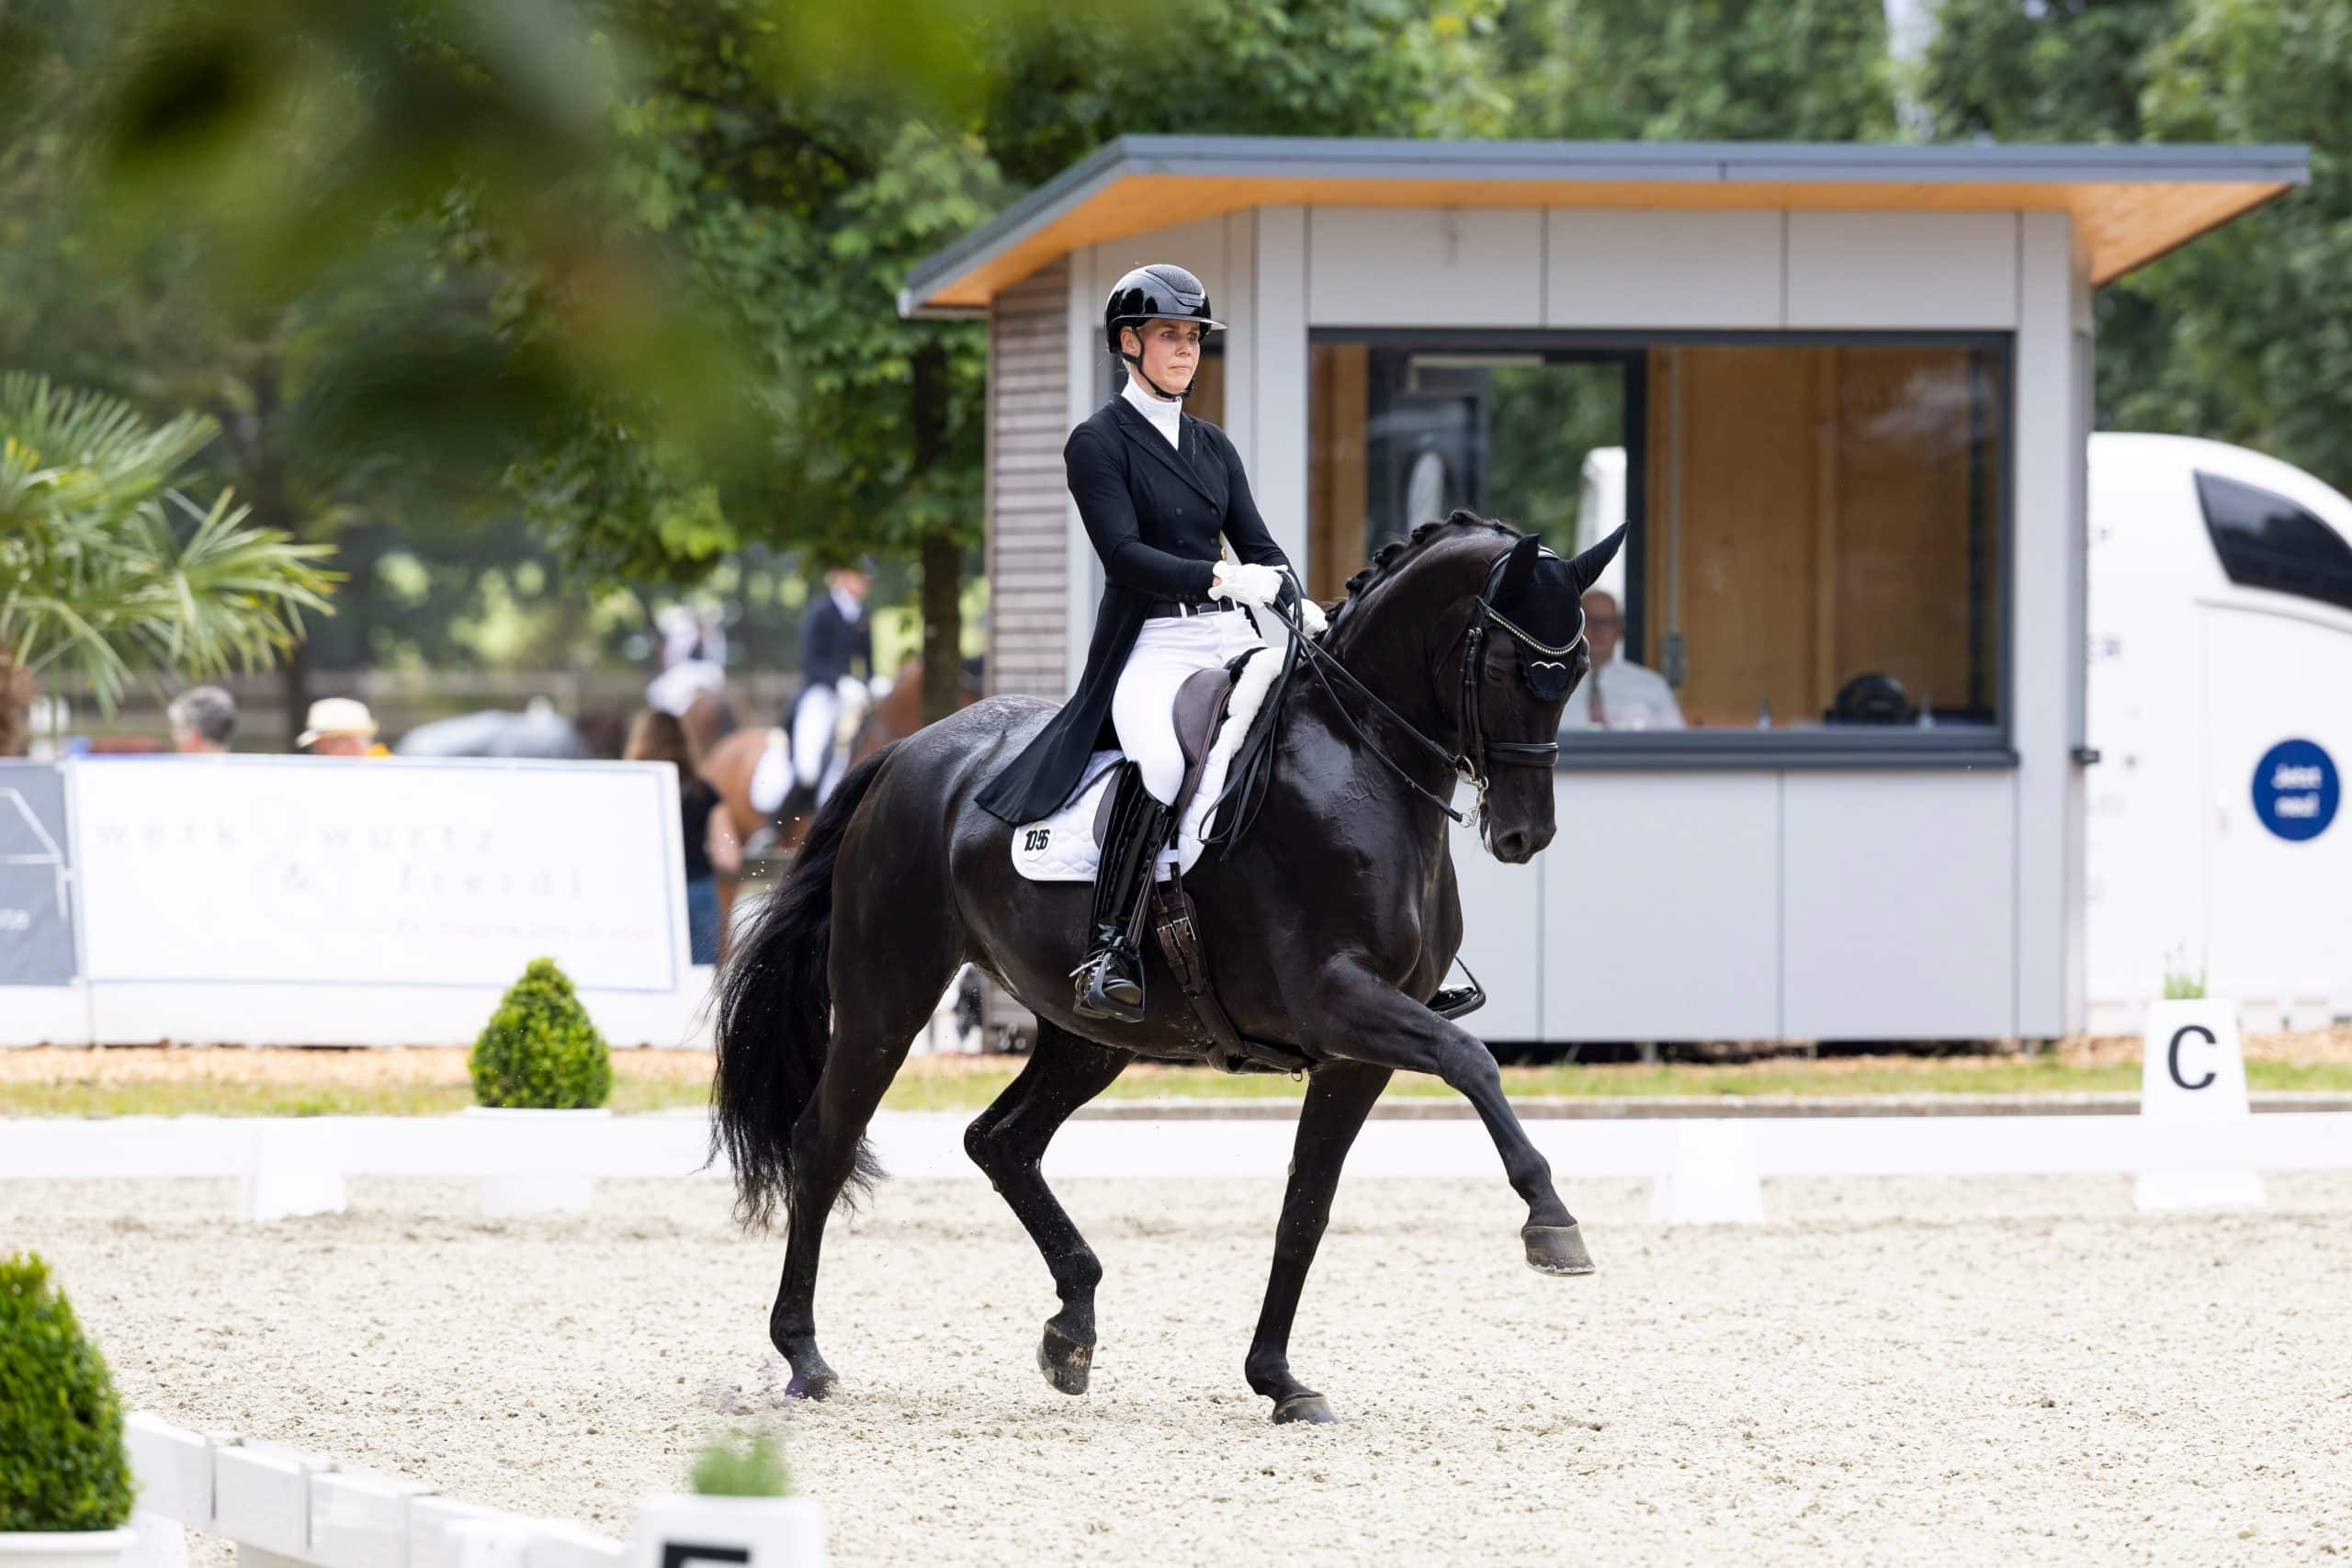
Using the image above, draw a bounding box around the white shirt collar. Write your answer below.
[830,585,863,623]
[1121,376,1182,449]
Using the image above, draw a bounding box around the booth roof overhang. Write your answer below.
[899,135,2309,318]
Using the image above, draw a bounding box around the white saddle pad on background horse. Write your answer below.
[1010,646,1281,882]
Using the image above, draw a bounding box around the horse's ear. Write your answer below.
[1568,525,1628,593]
[1495,533,1543,602]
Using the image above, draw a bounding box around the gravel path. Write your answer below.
[10,1172,2351,1565]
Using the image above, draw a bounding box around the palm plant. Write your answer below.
[0,372,337,754]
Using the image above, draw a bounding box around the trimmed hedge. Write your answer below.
[0,1251,134,1532]
[469,957,612,1110]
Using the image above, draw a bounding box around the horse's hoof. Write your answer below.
[785,1364,839,1401]
[1037,1324,1092,1396]
[1272,1392,1338,1426]
[1522,1222,1596,1276]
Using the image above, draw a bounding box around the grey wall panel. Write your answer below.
[1786,212,2019,328]
[1446,812,1545,1041]
[1781,772,2017,1039]
[1308,208,1544,326]
[1540,772,1781,1041]
[2012,211,2081,1035]
[1252,207,1312,571]
[1544,209,1784,328]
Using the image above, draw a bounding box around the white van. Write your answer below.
[2086,434,2351,1032]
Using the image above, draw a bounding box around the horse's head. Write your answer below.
[1322,513,1626,864]
[1464,525,1624,862]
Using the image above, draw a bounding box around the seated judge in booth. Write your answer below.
[1556,589,1683,733]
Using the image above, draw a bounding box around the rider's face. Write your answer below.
[1124,319,1203,393]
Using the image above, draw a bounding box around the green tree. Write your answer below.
[1491,0,1896,141]
[0,374,337,755]
[1917,0,2352,500]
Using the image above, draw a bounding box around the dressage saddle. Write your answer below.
[1102,659,1482,1077]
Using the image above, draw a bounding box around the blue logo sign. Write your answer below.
[2252,739,2338,842]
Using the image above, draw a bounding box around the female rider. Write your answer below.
[974,263,1327,1023]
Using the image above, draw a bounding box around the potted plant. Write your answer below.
[629,1434,823,1568]
[463,958,613,1214]
[1,1253,138,1568]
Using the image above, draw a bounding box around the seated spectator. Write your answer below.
[626,707,741,965]
[1557,590,1684,733]
[298,696,382,757]
[166,686,237,753]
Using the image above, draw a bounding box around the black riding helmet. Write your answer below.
[1104,264,1224,400]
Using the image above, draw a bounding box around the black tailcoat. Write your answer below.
[798,593,872,686]
[975,395,1294,823]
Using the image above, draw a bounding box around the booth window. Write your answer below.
[2196,470,2352,615]
[1308,333,2008,762]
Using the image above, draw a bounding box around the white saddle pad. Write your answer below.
[1011,646,1280,882]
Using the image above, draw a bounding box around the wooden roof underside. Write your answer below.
[915,173,2289,311]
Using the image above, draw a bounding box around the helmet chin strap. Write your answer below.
[1119,349,1191,402]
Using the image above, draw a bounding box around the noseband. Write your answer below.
[1455,546,1586,792]
[1276,543,1586,829]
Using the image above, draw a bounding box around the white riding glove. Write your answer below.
[1209,560,1284,609]
[1295,595,1328,637]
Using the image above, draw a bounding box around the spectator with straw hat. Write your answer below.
[297,696,382,757]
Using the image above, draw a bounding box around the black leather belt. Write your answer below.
[1143,598,1227,618]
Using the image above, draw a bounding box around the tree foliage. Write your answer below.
[0,373,338,752]
[1919,0,2352,499]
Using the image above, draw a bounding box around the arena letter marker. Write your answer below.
[2134,998,2265,1211]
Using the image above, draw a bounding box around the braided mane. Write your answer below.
[1321,509,1522,642]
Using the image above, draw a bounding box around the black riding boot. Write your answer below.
[1072,761,1175,1023]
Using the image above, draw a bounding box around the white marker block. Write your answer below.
[214,1443,334,1558]
[525,1521,627,1568]
[1648,1121,1766,1225]
[2136,998,2266,1211]
[127,1513,189,1568]
[310,1471,434,1568]
[408,1499,507,1568]
[461,1108,607,1216]
[124,1414,214,1528]
[442,1520,537,1568]
[239,1124,346,1223]
[479,1172,596,1217]
[629,1495,828,1568]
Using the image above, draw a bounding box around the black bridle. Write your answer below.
[1215,545,1586,837]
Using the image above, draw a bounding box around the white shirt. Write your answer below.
[1558,656,1686,732]
[1122,376,1182,449]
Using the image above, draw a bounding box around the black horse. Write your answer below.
[713,512,1625,1423]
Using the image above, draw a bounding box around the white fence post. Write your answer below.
[1648,1120,1766,1224]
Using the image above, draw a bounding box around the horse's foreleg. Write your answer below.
[963,1021,1132,1394]
[1310,960,1593,1277]
[1245,1059,1391,1424]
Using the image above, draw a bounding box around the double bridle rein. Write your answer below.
[1278,544,1586,831]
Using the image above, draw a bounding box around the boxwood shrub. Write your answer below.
[469,957,612,1110]
[0,1251,134,1531]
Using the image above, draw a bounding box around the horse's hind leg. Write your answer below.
[963,1021,1131,1394]
[770,931,956,1398]
[1245,1060,1390,1425]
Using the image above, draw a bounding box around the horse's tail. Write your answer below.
[710,741,900,1230]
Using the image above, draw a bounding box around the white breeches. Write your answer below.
[1112,607,1266,805]
[791,685,840,788]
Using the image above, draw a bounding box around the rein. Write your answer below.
[1203,545,1586,843]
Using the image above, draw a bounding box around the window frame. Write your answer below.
[1307,326,2018,772]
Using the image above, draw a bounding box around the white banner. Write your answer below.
[72,756,686,994]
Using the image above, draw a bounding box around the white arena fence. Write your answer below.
[120,1413,824,1568]
[10,1107,2351,1225]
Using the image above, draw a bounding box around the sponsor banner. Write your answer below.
[0,761,75,986]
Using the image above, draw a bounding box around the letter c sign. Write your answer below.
[2167,1025,2218,1092]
